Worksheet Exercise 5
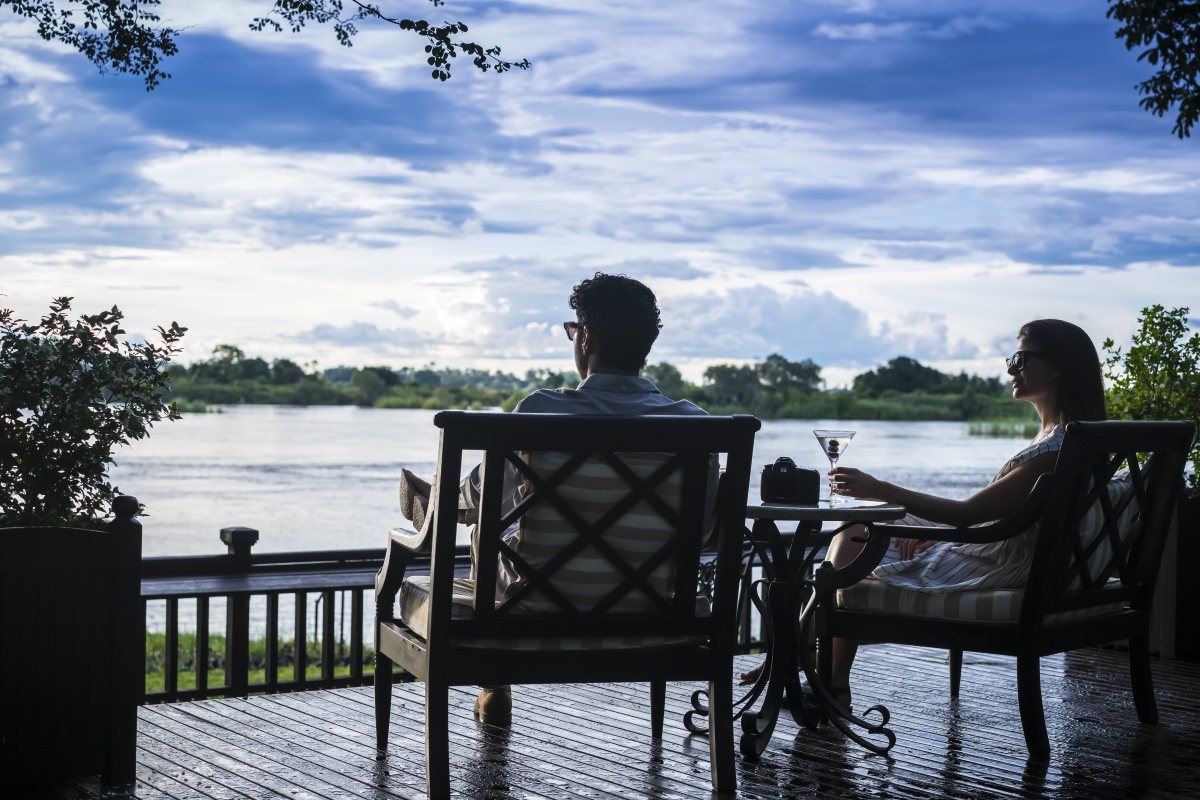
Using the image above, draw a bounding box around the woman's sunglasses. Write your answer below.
[1005,350,1048,371]
[563,321,582,341]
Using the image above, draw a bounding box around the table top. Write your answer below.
[746,499,907,522]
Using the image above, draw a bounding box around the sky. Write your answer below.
[2,0,1198,386]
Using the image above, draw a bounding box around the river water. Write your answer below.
[111,405,1030,557]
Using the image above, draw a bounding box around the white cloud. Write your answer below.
[813,16,1003,42]
[369,299,419,318]
[1,0,1198,380]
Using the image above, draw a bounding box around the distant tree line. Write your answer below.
[165,347,576,410]
[166,345,1030,421]
[643,353,1027,422]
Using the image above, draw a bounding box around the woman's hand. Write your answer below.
[828,466,887,501]
[896,538,937,561]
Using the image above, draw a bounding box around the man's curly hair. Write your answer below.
[569,273,662,371]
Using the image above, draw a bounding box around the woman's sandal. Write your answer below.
[830,686,852,713]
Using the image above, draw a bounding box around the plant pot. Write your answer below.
[0,499,141,789]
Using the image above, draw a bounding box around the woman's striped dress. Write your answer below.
[869,426,1064,594]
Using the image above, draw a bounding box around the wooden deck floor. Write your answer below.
[24,644,1200,799]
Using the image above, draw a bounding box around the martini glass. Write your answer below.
[813,429,856,505]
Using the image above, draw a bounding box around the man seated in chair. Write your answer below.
[396,272,710,724]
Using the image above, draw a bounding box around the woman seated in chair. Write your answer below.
[743,318,1108,707]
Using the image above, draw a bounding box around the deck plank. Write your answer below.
[18,643,1200,799]
[147,702,420,800]
[279,686,647,800]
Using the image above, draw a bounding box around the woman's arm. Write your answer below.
[830,449,1058,528]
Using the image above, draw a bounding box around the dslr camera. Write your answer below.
[760,456,820,504]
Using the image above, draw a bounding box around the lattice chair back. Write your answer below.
[1023,420,1194,626]
[416,411,758,648]
[500,450,688,615]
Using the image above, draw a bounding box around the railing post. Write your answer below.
[351,589,364,681]
[226,593,251,697]
[165,597,178,699]
[295,591,307,685]
[221,527,258,698]
[197,597,209,697]
[221,526,259,567]
[322,589,336,686]
[266,592,279,691]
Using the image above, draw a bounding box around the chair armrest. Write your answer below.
[873,473,1053,545]
[814,523,892,592]
[390,524,432,556]
[374,526,430,605]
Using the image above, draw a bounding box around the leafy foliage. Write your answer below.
[698,354,822,407]
[250,0,530,81]
[853,356,1007,398]
[4,0,179,89]
[702,364,763,406]
[1108,0,1200,138]
[4,0,527,89]
[167,345,345,405]
[757,354,821,394]
[1104,305,1200,495]
[642,362,685,400]
[0,298,186,526]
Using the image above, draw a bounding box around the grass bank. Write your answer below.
[702,391,1036,422]
[968,419,1042,438]
[144,631,378,693]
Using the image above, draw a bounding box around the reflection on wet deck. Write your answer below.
[32,645,1200,798]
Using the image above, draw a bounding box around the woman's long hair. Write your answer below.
[1018,319,1107,424]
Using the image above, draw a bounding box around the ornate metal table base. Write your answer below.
[686,504,903,759]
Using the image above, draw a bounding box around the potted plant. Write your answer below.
[0,298,184,788]
[1104,304,1200,657]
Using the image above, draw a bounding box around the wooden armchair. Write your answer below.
[373,411,759,798]
[812,420,1194,757]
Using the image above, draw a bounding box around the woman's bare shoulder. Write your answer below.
[1000,449,1058,481]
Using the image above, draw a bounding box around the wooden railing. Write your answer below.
[140,524,803,703]
[140,526,471,704]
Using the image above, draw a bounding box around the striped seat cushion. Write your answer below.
[398,575,709,650]
[837,578,1125,624]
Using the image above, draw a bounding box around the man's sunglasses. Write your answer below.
[1006,351,1048,371]
[563,321,582,341]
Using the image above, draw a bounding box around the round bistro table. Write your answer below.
[715,500,906,758]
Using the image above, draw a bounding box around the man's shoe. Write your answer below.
[473,688,512,725]
[398,471,428,530]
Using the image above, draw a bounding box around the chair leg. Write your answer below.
[949,649,963,699]
[707,676,736,794]
[1129,627,1159,724]
[374,646,392,750]
[1016,653,1049,758]
[817,633,833,698]
[425,681,452,800]
[650,680,666,738]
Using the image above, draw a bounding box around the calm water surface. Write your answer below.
[111,406,1032,557]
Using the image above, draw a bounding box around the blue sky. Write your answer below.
[2,0,1197,384]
